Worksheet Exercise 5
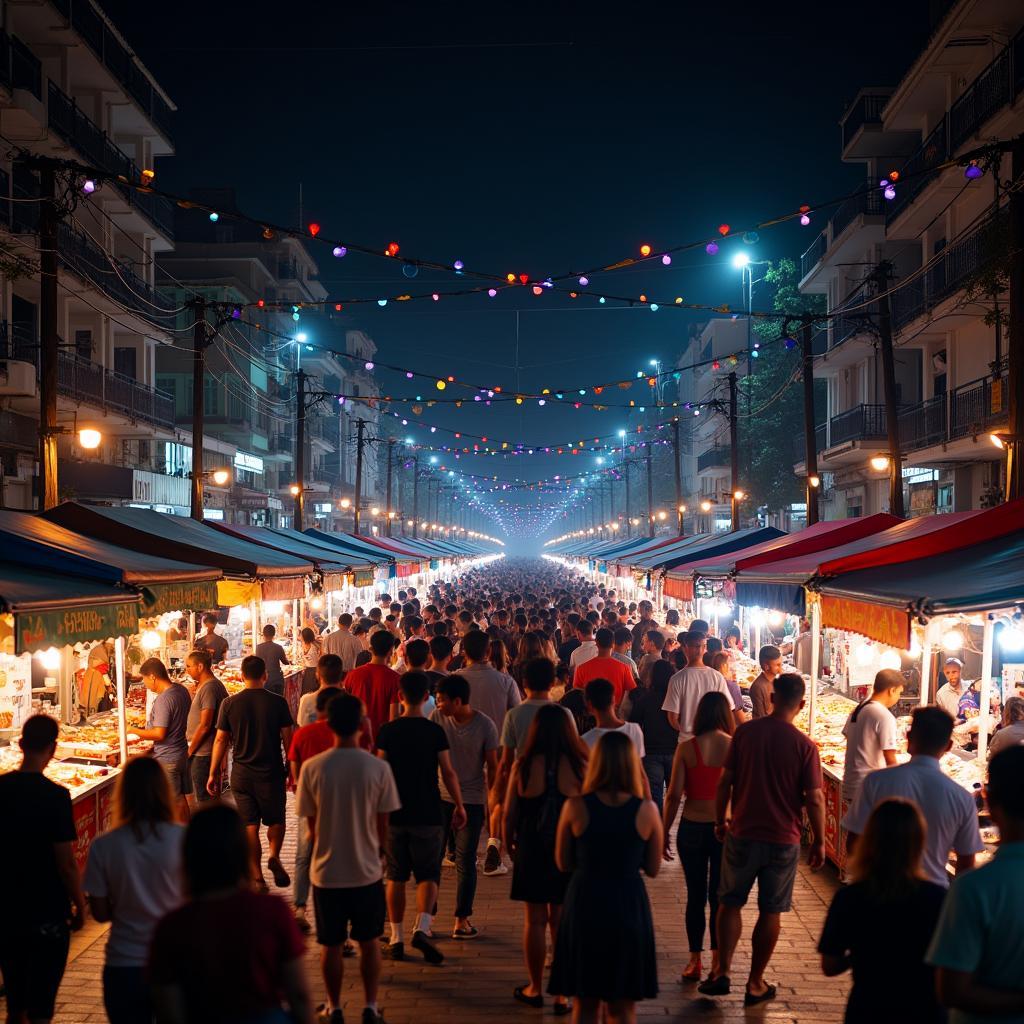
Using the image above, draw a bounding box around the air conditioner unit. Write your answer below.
[0,360,37,396]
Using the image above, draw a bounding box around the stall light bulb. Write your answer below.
[749,608,766,628]
[855,643,875,666]
[38,647,62,671]
[309,596,324,611]
[716,600,733,617]
[262,601,284,616]
[141,630,162,651]
[942,629,963,651]
[768,610,785,628]
[234,606,251,622]
[879,649,901,671]
[907,637,922,658]
[999,624,1024,652]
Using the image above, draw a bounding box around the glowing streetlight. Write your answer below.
[289,484,300,496]
[869,455,891,472]
[731,251,751,270]
[340,498,351,509]
[700,500,712,513]
[78,427,102,449]
[808,475,820,488]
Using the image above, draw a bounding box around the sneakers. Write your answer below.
[411,929,444,965]
[482,844,507,876]
[383,941,404,961]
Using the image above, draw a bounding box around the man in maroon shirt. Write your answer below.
[699,673,825,1007]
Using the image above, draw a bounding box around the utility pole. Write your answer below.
[384,439,395,536]
[353,419,365,534]
[623,452,631,536]
[293,368,307,531]
[672,417,684,534]
[801,321,821,525]
[189,296,209,520]
[873,263,905,517]
[38,165,59,511]
[1007,135,1024,500]
[646,446,654,538]
[411,455,420,538]
[729,371,740,531]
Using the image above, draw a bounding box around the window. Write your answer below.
[114,346,137,379]
[74,330,92,361]
[203,377,219,416]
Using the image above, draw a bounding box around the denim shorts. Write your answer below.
[718,835,800,913]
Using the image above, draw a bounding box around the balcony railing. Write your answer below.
[898,395,947,450]
[0,330,175,429]
[829,283,873,349]
[800,230,827,280]
[697,447,731,472]
[950,373,1008,440]
[830,184,885,240]
[793,423,828,462]
[58,222,178,328]
[9,33,42,99]
[841,92,888,150]
[47,0,174,140]
[888,23,1024,224]
[829,404,888,446]
[47,81,175,239]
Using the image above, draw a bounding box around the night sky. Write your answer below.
[105,0,932,541]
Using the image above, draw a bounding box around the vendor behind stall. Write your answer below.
[936,657,1000,749]
[194,614,229,665]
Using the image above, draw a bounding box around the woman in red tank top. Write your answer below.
[663,692,734,983]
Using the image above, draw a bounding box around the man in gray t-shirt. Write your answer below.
[452,630,520,736]
[431,674,499,926]
[135,658,192,818]
[185,649,229,804]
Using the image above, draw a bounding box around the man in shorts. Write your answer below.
[699,672,825,1007]
[297,694,400,1024]
[0,715,84,1024]
[208,654,294,891]
[376,672,466,963]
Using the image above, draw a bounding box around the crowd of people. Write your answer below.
[2,559,1023,1024]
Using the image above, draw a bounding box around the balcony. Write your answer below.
[58,222,178,328]
[0,30,43,99]
[792,423,828,462]
[841,91,888,152]
[0,329,175,429]
[47,0,174,141]
[697,447,730,472]
[47,81,175,238]
[888,23,1024,226]
[898,396,947,451]
[949,373,1008,441]
[830,187,885,241]
[829,404,887,447]
[800,231,827,281]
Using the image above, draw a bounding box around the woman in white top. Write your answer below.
[299,627,321,695]
[84,756,185,1024]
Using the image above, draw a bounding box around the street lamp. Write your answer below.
[730,489,745,530]
[210,468,230,487]
[869,454,891,472]
[77,427,102,450]
[677,503,687,534]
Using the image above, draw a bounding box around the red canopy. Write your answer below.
[816,498,1024,577]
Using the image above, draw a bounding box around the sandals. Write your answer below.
[697,974,731,996]
[452,924,479,939]
[681,958,703,982]
[267,855,291,888]
[513,986,543,1008]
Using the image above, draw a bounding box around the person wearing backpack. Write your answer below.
[504,703,588,1015]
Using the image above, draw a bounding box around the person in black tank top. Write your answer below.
[505,704,586,1013]
[548,731,662,1021]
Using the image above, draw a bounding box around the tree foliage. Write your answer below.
[740,258,826,514]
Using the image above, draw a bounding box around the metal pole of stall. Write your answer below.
[809,599,822,738]
[977,615,995,763]
[115,636,128,766]
[919,622,935,706]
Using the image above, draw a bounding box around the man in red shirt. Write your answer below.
[573,627,636,708]
[344,630,401,742]
[700,673,825,1007]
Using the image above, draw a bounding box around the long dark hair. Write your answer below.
[114,755,176,841]
[519,703,587,782]
[848,798,926,900]
[693,691,735,737]
[183,804,250,898]
[650,658,674,697]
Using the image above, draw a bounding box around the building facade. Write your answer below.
[798,0,1021,518]
[0,0,190,511]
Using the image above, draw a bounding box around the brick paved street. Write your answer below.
[38,800,851,1024]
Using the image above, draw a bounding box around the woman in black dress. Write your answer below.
[549,730,662,1024]
[505,703,588,1014]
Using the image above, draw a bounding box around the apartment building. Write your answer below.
[798,0,1021,518]
[0,0,191,510]
[675,318,749,531]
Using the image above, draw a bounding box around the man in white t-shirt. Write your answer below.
[843,706,983,887]
[662,631,740,741]
[296,693,400,1024]
[580,678,651,799]
[568,620,598,680]
[841,668,903,803]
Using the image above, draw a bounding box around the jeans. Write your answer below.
[294,816,312,908]
[642,753,675,815]
[441,801,485,919]
[677,818,723,952]
[102,965,151,1024]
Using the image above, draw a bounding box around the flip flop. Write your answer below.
[697,974,730,996]
[743,984,777,1007]
[267,856,291,888]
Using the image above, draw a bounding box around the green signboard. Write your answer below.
[16,601,140,654]
[142,580,220,615]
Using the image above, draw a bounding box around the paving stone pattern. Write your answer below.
[28,796,852,1024]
